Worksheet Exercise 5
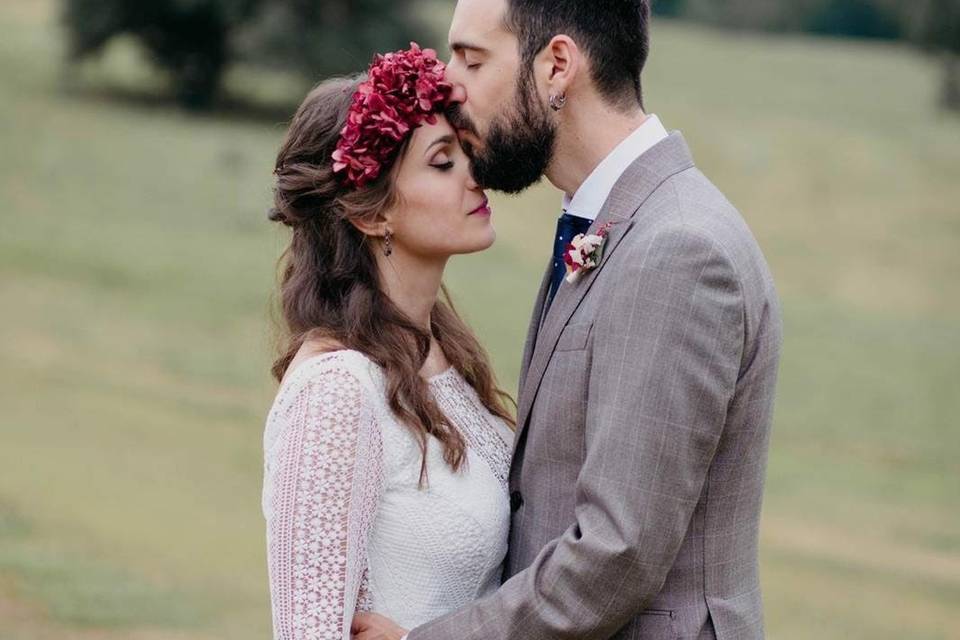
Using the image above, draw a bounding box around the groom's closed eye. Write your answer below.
[459,54,481,71]
[464,52,484,71]
[450,42,487,71]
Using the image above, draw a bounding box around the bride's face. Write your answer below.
[386,115,495,260]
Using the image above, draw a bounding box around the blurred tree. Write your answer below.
[63,0,258,108]
[912,0,960,111]
[233,0,425,82]
[803,0,904,39]
[661,0,908,39]
[652,0,688,18]
[62,0,427,110]
[677,0,820,32]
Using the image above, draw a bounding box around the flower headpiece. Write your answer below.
[332,42,452,189]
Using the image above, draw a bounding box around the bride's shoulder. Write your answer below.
[264,347,385,458]
[276,345,381,407]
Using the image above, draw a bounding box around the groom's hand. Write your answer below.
[351,612,407,640]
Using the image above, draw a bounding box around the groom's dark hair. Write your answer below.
[504,0,650,110]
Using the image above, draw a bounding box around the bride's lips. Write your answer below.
[468,196,491,217]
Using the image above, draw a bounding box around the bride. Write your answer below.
[261,44,516,639]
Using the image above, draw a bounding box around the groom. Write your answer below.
[357,1,781,638]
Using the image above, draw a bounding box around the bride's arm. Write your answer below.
[264,363,384,640]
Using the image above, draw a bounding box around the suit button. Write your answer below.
[510,491,523,512]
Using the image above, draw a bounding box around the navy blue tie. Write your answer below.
[548,212,593,308]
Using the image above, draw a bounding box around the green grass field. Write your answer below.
[2,1,959,638]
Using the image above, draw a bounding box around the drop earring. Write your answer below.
[549,92,567,111]
[383,229,393,256]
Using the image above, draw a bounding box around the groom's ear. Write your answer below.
[542,35,580,95]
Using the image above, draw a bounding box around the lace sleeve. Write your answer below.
[263,361,384,640]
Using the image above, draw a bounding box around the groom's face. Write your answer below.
[445,0,556,194]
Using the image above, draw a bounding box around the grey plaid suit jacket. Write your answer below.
[408,132,782,640]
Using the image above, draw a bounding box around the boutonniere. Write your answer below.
[563,221,616,284]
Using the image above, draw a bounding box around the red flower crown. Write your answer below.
[332,42,452,189]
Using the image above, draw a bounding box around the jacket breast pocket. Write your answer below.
[554,322,593,352]
[627,609,679,640]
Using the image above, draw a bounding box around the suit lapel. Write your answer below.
[518,258,553,394]
[514,132,696,439]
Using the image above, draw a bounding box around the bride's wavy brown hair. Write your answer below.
[269,76,516,483]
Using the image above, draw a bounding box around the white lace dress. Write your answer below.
[262,349,514,640]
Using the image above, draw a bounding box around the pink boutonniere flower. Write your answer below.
[563,221,616,284]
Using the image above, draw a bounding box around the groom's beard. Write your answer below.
[448,73,555,194]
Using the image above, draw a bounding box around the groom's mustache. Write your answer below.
[445,103,476,135]
[446,104,482,150]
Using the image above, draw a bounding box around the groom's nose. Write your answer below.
[448,83,467,105]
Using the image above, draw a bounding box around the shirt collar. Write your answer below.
[561,114,669,221]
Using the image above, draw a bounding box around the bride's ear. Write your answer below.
[542,35,580,96]
[348,211,392,240]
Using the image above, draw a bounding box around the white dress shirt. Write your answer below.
[561,114,669,221]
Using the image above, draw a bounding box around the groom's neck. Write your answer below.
[547,97,649,198]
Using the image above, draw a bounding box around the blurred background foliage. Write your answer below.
[653,0,960,109]
[62,0,429,108]
[653,0,907,37]
[61,0,960,110]
[2,0,959,639]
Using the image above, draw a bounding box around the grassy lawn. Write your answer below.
[1,1,958,638]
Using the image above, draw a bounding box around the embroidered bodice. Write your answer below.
[262,350,514,639]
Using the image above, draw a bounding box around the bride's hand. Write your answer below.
[351,611,407,640]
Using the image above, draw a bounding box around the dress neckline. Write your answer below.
[282,349,456,388]
[425,365,457,384]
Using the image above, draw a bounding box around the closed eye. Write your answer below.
[431,160,455,172]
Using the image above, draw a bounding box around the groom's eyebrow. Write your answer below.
[450,41,488,54]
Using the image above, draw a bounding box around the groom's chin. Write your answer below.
[475,167,543,194]
[472,150,548,194]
